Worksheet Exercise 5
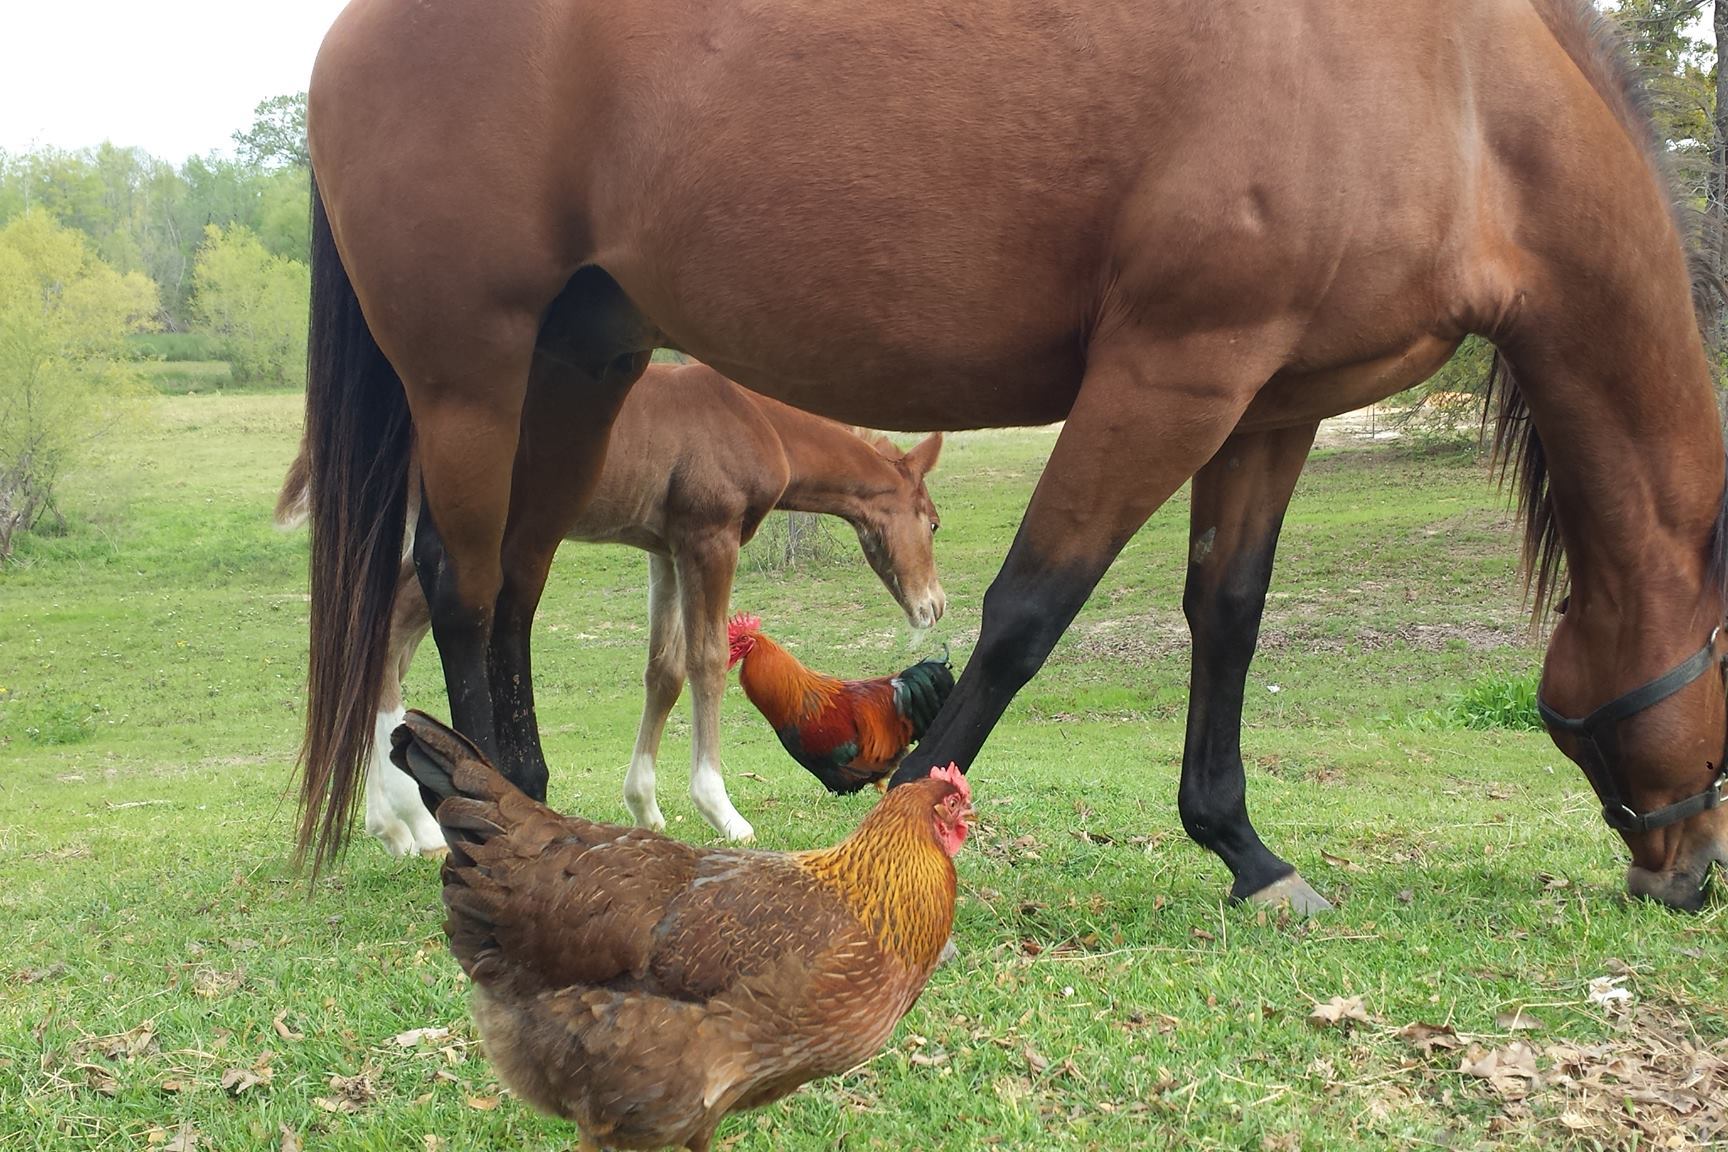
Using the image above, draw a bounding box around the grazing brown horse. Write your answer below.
[298,0,1728,910]
[280,361,943,851]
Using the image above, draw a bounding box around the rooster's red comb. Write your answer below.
[727,612,762,645]
[930,762,970,802]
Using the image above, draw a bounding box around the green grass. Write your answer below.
[134,360,237,395]
[127,333,224,363]
[2,396,1722,1150]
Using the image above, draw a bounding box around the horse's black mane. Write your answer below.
[1484,0,1728,626]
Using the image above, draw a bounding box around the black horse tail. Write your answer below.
[295,172,413,875]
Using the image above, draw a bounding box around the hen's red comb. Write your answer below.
[727,612,762,646]
[930,761,970,802]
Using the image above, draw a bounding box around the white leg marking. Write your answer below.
[365,707,446,857]
[624,751,668,831]
[690,755,753,842]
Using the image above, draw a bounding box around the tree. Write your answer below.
[233,93,309,170]
[0,212,155,560]
[190,224,309,386]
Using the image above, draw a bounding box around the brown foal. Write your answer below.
[281,361,942,850]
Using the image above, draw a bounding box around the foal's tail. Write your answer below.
[295,173,414,875]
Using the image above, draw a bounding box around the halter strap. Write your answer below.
[1536,627,1728,835]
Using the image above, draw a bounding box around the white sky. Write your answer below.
[0,2,1718,163]
[0,1,352,161]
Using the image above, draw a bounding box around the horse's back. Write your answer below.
[313,0,1645,423]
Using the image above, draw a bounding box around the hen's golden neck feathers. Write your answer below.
[797,783,958,972]
[737,633,838,720]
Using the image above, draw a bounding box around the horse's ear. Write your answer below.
[905,432,942,478]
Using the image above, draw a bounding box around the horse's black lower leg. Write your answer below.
[891,331,1282,786]
[894,546,1105,779]
[414,494,505,769]
[1180,424,1330,912]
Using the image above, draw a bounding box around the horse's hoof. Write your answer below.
[418,845,449,860]
[1245,872,1333,915]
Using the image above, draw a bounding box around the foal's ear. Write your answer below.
[905,432,943,478]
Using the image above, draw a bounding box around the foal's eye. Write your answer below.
[930,520,939,536]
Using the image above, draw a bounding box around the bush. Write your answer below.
[1391,337,1495,452]
[0,211,154,561]
[127,331,222,362]
[1439,670,1542,731]
[190,224,308,386]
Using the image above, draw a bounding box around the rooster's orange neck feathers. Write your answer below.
[734,631,839,721]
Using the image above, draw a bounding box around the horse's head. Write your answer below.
[1540,594,1728,912]
[850,431,946,631]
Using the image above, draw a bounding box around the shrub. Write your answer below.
[0,211,154,561]
[190,224,308,386]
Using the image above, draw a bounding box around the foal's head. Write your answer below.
[850,432,946,632]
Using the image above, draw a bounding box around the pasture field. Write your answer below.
[2,393,1723,1151]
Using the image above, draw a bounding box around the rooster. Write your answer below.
[389,710,971,1152]
[726,613,955,795]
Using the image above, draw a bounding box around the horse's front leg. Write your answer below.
[624,552,685,831]
[1181,423,1329,912]
[675,531,754,841]
[892,329,1290,783]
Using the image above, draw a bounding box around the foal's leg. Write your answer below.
[676,532,754,840]
[1181,423,1327,911]
[893,331,1286,782]
[624,553,685,831]
[364,559,447,856]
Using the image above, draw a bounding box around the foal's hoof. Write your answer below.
[1244,872,1333,916]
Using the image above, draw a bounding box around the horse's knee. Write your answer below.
[975,581,1068,691]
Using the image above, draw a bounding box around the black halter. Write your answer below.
[1537,627,1728,835]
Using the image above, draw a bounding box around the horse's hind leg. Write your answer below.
[365,558,446,856]
[624,552,685,831]
[1181,423,1328,912]
[676,531,754,840]
[892,329,1288,783]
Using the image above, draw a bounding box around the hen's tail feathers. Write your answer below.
[894,652,956,738]
[388,710,519,857]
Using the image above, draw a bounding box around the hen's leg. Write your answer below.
[676,532,753,840]
[624,553,685,830]
[1181,423,1329,911]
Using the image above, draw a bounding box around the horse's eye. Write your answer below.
[931,520,939,536]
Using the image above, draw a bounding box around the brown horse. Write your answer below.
[280,361,943,851]
[297,0,1728,910]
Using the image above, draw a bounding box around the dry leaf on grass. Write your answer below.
[271,1011,302,1041]
[1588,975,1633,1008]
[160,1123,201,1152]
[1494,1009,1543,1033]
[390,1027,451,1048]
[466,1094,500,1110]
[1320,851,1363,873]
[279,1127,302,1152]
[1023,1046,1051,1075]
[1309,996,1370,1029]
[315,1069,377,1114]
[1398,1021,1461,1055]
[1458,1042,1542,1099]
[220,1065,271,1095]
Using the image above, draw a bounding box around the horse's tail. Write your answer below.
[274,437,310,530]
[296,172,413,875]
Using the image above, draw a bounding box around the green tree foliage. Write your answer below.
[190,225,309,387]
[233,93,309,170]
[0,212,155,559]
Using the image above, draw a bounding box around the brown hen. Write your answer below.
[388,710,971,1152]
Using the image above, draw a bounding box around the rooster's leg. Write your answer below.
[890,326,1292,785]
[677,533,755,840]
[625,552,685,831]
[1179,423,1331,914]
